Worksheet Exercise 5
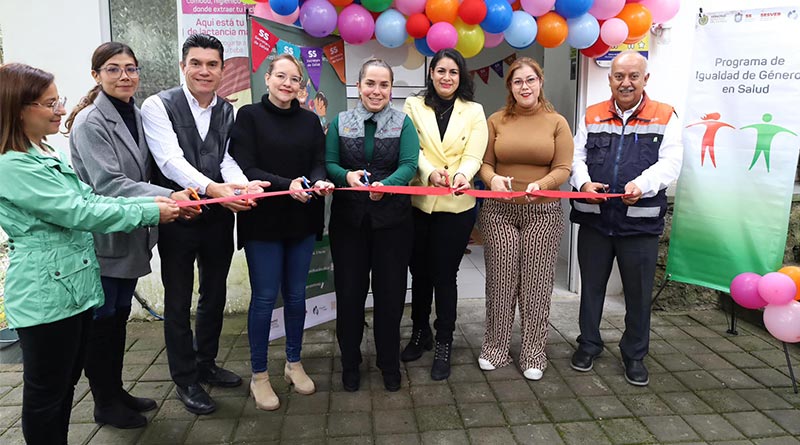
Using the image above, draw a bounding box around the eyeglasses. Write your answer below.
[27,96,67,113]
[271,72,302,86]
[511,77,539,89]
[98,65,141,79]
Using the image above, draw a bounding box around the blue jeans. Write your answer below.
[96,277,137,320]
[245,235,315,373]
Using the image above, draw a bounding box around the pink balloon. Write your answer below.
[588,0,625,20]
[639,0,679,23]
[758,272,797,306]
[520,0,555,17]
[272,6,300,24]
[395,0,426,15]
[763,301,800,343]
[483,31,505,48]
[338,4,376,45]
[730,272,767,309]
[426,22,458,52]
[253,2,275,19]
[600,17,628,46]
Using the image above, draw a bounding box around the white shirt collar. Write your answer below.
[181,84,217,110]
[614,95,644,122]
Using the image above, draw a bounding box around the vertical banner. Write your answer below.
[666,7,800,291]
[247,17,347,339]
[180,0,253,105]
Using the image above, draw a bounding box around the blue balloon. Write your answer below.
[565,13,599,49]
[504,11,537,49]
[414,38,435,57]
[271,0,299,16]
[481,0,513,34]
[555,0,593,19]
[375,9,408,49]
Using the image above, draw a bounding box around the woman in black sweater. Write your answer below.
[228,54,333,411]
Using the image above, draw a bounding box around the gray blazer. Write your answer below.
[69,92,173,279]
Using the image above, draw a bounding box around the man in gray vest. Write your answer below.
[141,34,267,414]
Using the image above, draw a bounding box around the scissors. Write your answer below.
[188,187,207,210]
[301,176,314,198]
[361,169,371,186]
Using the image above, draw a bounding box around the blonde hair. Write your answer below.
[502,57,554,120]
[268,54,304,80]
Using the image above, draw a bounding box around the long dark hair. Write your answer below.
[419,48,475,107]
[0,63,55,154]
[64,42,139,133]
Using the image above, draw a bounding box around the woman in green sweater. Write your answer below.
[325,58,419,392]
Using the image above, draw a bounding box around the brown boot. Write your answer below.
[250,372,279,411]
[283,361,316,395]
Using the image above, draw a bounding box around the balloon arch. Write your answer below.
[241,0,679,58]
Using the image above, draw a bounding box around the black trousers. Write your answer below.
[17,310,93,445]
[330,215,413,373]
[158,207,234,387]
[409,207,476,342]
[576,225,659,361]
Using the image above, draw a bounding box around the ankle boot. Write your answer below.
[250,371,280,410]
[85,316,146,429]
[113,309,156,412]
[430,340,452,381]
[284,361,315,395]
[400,327,433,362]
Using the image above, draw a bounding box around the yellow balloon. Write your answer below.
[454,19,485,58]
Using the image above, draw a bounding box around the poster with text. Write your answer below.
[180,0,253,107]
[666,7,800,291]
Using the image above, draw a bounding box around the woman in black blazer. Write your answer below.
[228,54,333,411]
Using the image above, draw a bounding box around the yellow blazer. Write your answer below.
[403,96,488,214]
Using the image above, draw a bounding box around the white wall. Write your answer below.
[0,0,110,154]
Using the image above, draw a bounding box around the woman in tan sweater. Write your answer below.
[478,57,573,380]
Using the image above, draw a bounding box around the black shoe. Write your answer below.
[401,328,433,362]
[570,349,597,372]
[382,370,401,392]
[93,399,147,429]
[342,369,361,392]
[623,358,649,386]
[430,341,452,381]
[198,363,242,388]
[176,384,216,415]
[119,389,157,412]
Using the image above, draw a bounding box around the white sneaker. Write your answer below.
[478,358,496,371]
[523,368,543,381]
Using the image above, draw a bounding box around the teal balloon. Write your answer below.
[566,13,600,49]
[362,0,393,13]
[504,11,537,49]
[375,9,409,48]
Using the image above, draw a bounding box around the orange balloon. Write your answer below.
[616,3,652,41]
[778,266,800,300]
[536,12,568,48]
[426,0,459,24]
[624,32,648,44]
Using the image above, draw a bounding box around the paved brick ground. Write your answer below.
[1,297,799,444]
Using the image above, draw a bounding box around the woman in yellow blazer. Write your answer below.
[401,48,488,381]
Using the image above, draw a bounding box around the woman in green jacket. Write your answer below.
[0,63,179,445]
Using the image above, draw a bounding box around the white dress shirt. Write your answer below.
[141,84,248,195]
[570,96,683,198]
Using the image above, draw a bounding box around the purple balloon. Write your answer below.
[338,4,376,45]
[300,0,338,38]
[730,272,767,309]
[764,301,800,343]
[758,272,797,306]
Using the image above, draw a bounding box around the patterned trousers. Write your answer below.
[478,199,563,371]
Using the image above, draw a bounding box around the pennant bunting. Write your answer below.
[504,53,518,66]
[322,40,346,84]
[490,61,504,79]
[477,67,490,84]
[250,20,279,72]
[276,39,301,59]
[301,47,324,91]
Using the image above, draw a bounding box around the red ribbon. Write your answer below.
[177,186,630,208]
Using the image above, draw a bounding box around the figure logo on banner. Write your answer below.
[685,112,735,167]
[743,113,797,172]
